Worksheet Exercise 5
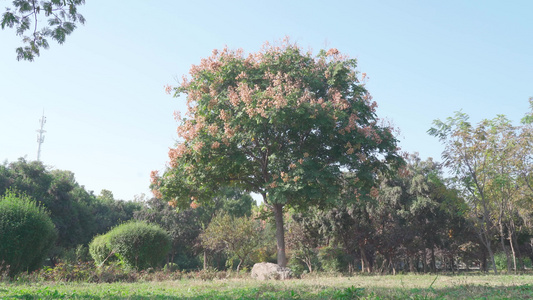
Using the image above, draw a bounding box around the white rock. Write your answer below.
[251,262,292,280]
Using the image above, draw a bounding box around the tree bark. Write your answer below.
[487,244,498,274]
[508,225,518,273]
[390,256,396,275]
[237,259,242,272]
[450,253,455,274]
[481,248,487,273]
[305,257,313,273]
[409,255,416,273]
[273,203,287,267]
[430,247,436,273]
[498,215,512,272]
[422,249,427,273]
[203,250,207,270]
[360,244,371,273]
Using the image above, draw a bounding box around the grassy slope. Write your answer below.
[1,274,533,299]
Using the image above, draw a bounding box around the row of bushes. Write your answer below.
[1,191,172,277]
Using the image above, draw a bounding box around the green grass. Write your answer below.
[1,274,533,299]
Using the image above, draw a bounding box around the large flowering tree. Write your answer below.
[154,40,402,267]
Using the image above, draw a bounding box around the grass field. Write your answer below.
[1,274,533,299]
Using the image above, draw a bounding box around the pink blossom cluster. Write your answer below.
[166,39,392,177]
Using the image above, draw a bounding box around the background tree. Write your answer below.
[483,116,523,272]
[285,208,324,273]
[290,154,473,274]
[428,111,533,274]
[200,213,263,272]
[90,189,141,236]
[1,0,85,61]
[429,112,500,274]
[156,39,402,267]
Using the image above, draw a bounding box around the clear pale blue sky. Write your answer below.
[1,1,532,200]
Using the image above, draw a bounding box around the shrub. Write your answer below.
[96,221,171,270]
[288,249,319,276]
[317,246,350,273]
[0,191,57,276]
[89,234,114,266]
[163,262,179,272]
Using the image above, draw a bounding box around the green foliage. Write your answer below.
[100,221,171,270]
[0,191,57,276]
[200,213,264,272]
[135,187,256,270]
[286,210,322,274]
[158,39,403,267]
[493,252,508,271]
[428,109,533,274]
[163,262,179,272]
[160,40,402,209]
[60,244,91,264]
[30,261,137,283]
[90,191,142,237]
[88,235,113,266]
[318,246,350,273]
[1,0,86,61]
[134,197,203,269]
[0,158,139,260]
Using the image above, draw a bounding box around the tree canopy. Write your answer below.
[429,105,533,274]
[1,0,85,61]
[154,39,403,267]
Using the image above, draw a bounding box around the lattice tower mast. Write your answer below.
[36,111,46,162]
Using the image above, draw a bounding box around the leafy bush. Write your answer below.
[317,246,350,273]
[288,249,319,277]
[163,262,179,272]
[89,234,114,266]
[0,191,57,276]
[61,244,92,264]
[29,261,136,283]
[91,221,171,270]
[492,252,531,271]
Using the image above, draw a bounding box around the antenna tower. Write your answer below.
[36,111,46,162]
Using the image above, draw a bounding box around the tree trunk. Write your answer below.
[389,256,396,275]
[477,191,498,274]
[477,220,497,274]
[450,253,455,274]
[409,255,416,273]
[481,249,487,272]
[508,225,517,273]
[430,247,436,273]
[305,257,313,273]
[499,218,512,272]
[422,249,427,273]
[237,259,243,272]
[360,244,370,273]
[487,244,498,274]
[272,203,287,267]
[379,257,387,274]
[203,250,207,270]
